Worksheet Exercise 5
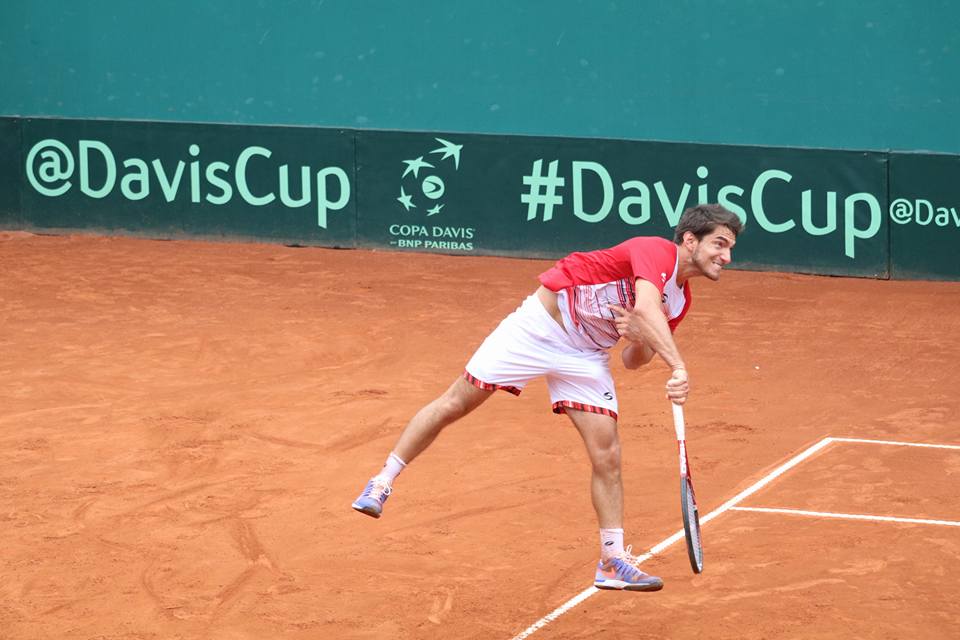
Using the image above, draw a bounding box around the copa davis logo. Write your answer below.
[24,138,351,228]
[387,137,476,251]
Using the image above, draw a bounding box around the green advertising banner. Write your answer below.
[4,116,958,281]
[889,153,960,281]
[357,131,889,277]
[0,118,22,224]
[16,118,356,246]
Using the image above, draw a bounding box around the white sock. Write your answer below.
[375,452,407,484]
[600,528,624,560]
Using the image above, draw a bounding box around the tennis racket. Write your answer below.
[672,402,703,573]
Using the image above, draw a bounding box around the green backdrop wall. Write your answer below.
[2,1,958,153]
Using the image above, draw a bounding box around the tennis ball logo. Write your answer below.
[397,138,462,217]
[421,175,444,200]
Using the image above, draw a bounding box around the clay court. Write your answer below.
[2,230,959,639]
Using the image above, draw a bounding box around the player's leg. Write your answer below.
[352,376,492,518]
[565,407,624,529]
[393,376,493,463]
[352,293,550,519]
[549,349,663,592]
[565,408,662,592]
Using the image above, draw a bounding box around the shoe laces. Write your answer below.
[366,477,392,500]
[612,545,647,576]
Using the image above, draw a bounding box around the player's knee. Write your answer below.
[592,440,622,476]
[435,392,473,422]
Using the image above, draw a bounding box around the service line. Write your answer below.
[731,506,960,527]
[830,436,960,451]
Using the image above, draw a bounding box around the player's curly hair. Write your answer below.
[673,204,744,243]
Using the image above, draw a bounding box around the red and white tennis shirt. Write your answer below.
[538,236,691,351]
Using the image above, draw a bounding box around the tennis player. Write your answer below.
[352,204,742,591]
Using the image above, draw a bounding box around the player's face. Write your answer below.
[691,226,736,281]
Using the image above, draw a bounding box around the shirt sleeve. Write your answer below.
[626,237,675,294]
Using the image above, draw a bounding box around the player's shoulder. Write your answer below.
[617,235,677,257]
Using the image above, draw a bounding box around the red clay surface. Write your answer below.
[2,231,959,639]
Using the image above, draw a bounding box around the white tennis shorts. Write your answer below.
[464,293,618,419]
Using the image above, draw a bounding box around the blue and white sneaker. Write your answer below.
[351,477,392,518]
[594,546,664,591]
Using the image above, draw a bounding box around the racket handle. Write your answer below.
[671,402,686,441]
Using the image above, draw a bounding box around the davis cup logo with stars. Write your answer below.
[397,138,462,217]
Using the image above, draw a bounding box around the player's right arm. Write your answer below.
[609,279,690,403]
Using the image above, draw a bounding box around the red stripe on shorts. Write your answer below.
[551,400,618,420]
[462,371,522,396]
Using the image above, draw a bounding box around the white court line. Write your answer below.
[508,436,836,640]
[731,506,960,527]
[830,437,960,451]
[509,435,960,639]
